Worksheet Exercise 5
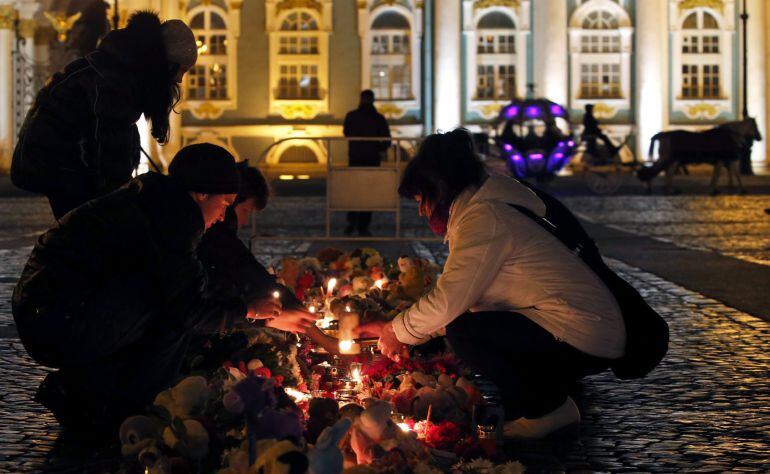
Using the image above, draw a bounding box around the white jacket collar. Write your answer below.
[445,174,546,244]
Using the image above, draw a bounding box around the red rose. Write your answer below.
[253,367,272,378]
[273,375,284,386]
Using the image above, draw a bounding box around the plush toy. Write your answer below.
[278,258,300,290]
[316,248,345,265]
[252,439,309,474]
[119,415,160,456]
[351,276,374,293]
[305,397,340,445]
[153,376,212,420]
[307,418,352,474]
[162,418,210,461]
[396,258,426,301]
[348,400,422,465]
[410,378,469,424]
[222,375,303,464]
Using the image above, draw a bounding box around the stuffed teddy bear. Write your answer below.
[119,415,160,456]
[162,418,210,461]
[153,376,212,420]
[305,397,339,445]
[278,258,300,290]
[251,439,308,474]
[307,418,352,474]
[409,373,469,424]
[348,400,423,466]
[222,375,303,464]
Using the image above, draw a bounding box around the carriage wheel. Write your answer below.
[583,157,624,195]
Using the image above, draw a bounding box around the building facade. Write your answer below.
[0,0,769,176]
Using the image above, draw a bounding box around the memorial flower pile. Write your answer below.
[117,248,522,473]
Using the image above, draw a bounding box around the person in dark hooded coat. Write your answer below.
[12,144,282,429]
[11,11,197,219]
[197,164,337,352]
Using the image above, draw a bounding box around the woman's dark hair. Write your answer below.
[106,11,181,144]
[235,163,270,210]
[398,128,487,206]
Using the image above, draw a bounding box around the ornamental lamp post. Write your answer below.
[739,0,754,175]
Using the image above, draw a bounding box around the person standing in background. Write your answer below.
[343,90,391,237]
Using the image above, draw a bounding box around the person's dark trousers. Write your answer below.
[16,276,189,429]
[346,211,372,234]
[46,192,93,220]
[445,311,611,420]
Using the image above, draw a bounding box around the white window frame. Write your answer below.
[370,27,413,100]
[358,1,423,120]
[669,1,735,121]
[462,1,531,121]
[678,10,723,100]
[568,0,633,120]
[267,0,332,120]
[182,3,240,120]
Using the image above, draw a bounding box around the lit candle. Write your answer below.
[272,290,281,299]
[326,278,337,298]
[397,422,411,432]
[374,278,386,290]
[338,305,360,355]
[308,305,316,314]
[350,362,363,383]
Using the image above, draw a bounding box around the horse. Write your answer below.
[637,117,762,194]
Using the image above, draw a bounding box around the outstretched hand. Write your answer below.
[246,296,282,320]
[265,308,317,334]
[354,321,408,361]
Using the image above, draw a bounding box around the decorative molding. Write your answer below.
[229,0,243,10]
[18,19,37,38]
[479,103,504,118]
[473,0,520,11]
[678,0,724,14]
[276,0,323,14]
[593,102,618,119]
[685,103,720,119]
[44,11,81,42]
[279,103,321,120]
[358,0,368,8]
[192,102,225,119]
[0,5,18,30]
[376,103,406,119]
[372,0,411,10]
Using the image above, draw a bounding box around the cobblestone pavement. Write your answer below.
[1,195,769,472]
[561,195,770,267]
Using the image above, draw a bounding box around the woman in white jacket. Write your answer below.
[355,129,626,439]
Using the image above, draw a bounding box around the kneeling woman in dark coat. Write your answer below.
[356,130,626,440]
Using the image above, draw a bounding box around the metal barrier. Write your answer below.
[250,136,437,243]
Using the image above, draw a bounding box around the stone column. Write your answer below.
[533,0,567,103]
[433,0,461,132]
[635,0,668,162]
[0,3,16,173]
[746,0,767,169]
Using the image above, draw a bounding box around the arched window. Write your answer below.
[579,10,621,99]
[187,8,229,100]
[475,11,516,100]
[276,11,322,100]
[370,11,412,100]
[278,145,319,163]
[680,11,721,99]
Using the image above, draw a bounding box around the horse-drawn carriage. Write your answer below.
[492,97,637,194]
[493,98,576,181]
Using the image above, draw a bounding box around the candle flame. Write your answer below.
[397,422,411,432]
[308,305,316,314]
[339,340,353,351]
[374,279,386,290]
[284,387,310,404]
[351,367,362,382]
[318,317,331,329]
[272,290,280,299]
[345,304,351,312]
[326,278,337,296]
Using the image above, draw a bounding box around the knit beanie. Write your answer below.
[161,19,198,70]
[169,143,240,194]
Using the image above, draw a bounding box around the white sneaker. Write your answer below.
[503,397,580,440]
